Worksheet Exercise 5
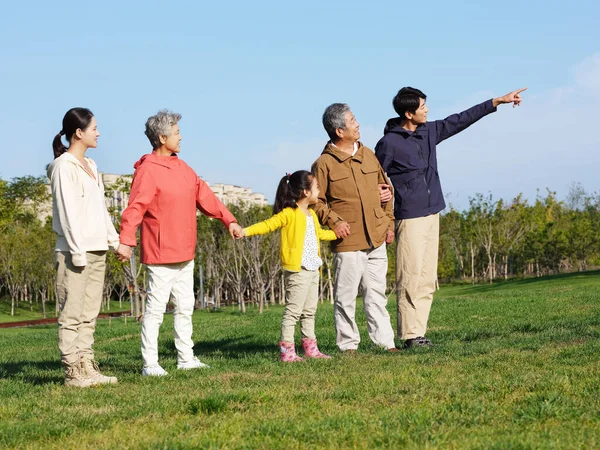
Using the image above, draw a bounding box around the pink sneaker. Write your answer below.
[301,337,332,359]
[278,342,304,363]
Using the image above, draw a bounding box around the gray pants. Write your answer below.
[333,244,396,351]
[56,251,107,366]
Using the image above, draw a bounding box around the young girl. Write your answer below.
[48,108,124,387]
[242,170,338,362]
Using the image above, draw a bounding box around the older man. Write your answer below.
[312,103,397,352]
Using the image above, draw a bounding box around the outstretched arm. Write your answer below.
[195,177,238,235]
[244,210,289,237]
[434,88,526,145]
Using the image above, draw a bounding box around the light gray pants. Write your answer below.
[333,244,396,351]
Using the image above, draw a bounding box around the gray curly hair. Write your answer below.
[145,109,182,149]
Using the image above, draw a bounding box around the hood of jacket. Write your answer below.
[133,151,179,170]
[47,152,83,179]
[382,118,429,137]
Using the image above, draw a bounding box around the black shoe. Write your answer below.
[403,336,433,348]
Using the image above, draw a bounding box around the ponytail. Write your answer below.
[52,107,94,160]
[52,131,67,159]
[273,170,313,214]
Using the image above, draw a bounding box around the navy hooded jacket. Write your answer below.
[375,99,497,220]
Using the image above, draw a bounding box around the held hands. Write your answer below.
[115,244,132,262]
[334,221,351,239]
[493,88,527,108]
[229,222,245,240]
[378,184,393,203]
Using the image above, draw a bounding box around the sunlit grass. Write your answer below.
[1,272,599,449]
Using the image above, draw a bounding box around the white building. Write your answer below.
[41,173,268,220]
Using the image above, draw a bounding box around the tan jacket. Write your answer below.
[312,141,394,252]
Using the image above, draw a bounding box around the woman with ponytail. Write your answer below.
[241,170,339,362]
[47,108,124,387]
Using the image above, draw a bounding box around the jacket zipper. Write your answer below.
[418,142,431,210]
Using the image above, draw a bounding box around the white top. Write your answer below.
[301,214,322,271]
[47,152,119,266]
[330,141,358,156]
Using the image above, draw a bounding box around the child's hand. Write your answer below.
[229,223,244,239]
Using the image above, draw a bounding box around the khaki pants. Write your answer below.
[395,214,439,340]
[333,244,396,351]
[281,269,320,343]
[56,251,107,366]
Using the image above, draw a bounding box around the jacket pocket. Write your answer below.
[399,173,429,213]
[328,170,354,200]
[373,207,389,235]
[360,164,379,184]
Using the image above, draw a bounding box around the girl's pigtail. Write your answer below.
[273,174,292,214]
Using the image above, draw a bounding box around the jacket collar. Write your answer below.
[322,141,364,162]
[383,118,428,138]
[61,152,98,180]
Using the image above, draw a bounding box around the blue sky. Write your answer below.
[1,0,599,209]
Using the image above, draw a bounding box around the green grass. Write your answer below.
[0,300,130,323]
[1,272,600,449]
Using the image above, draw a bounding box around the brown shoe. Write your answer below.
[387,347,400,353]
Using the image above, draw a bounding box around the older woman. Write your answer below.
[117,110,242,376]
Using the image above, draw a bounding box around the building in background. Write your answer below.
[41,173,268,221]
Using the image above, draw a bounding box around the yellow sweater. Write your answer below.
[244,207,337,272]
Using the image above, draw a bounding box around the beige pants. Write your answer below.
[281,269,320,343]
[333,244,396,351]
[56,251,107,366]
[395,214,439,340]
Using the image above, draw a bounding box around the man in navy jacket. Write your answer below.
[375,86,526,348]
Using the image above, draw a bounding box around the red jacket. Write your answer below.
[120,152,237,264]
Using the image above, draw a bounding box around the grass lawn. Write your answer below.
[1,272,600,449]
[0,300,130,324]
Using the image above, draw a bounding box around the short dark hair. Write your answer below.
[392,87,427,120]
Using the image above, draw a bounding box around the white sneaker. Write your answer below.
[177,356,210,370]
[142,365,169,377]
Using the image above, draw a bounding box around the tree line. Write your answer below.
[0,175,597,317]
